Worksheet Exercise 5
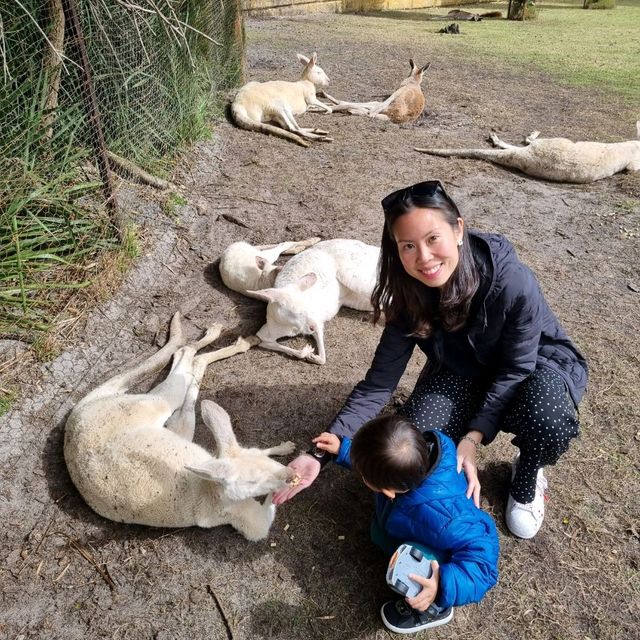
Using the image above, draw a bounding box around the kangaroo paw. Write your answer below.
[525,131,540,144]
[489,132,502,146]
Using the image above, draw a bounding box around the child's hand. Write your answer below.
[406,560,440,612]
[312,432,340,455]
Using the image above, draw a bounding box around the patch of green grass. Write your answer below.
[30,333,61,361]
[112,224,140,273]
[614,198,639,212]
[368,1,640,105]
[163,193,188,220]
[0,390,18,417]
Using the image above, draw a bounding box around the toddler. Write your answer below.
[314,414,499,634]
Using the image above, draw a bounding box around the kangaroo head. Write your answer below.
[186,454,294,502]
[249,273,320,342]
[297,52,330,90]
[185,400,295,501]
[401,59,431,87]
[255,255,281,278]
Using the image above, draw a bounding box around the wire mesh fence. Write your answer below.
[0,0,244,339]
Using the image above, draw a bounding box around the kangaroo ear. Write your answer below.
[311,52,318,64]
[255,256,267,270]
[185,459,232,482]
[246,287,281,302]
[296,53,310,65]
[201,399,238,454]
[296,272,317,291]
[409,59,415,70]
[421,62,431,73]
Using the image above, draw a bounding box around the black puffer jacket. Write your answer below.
[329,231,588,444]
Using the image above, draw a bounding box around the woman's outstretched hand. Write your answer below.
[272,454,321,505]
[457,431,483,508]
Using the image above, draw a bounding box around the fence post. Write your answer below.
[61,0,126,239]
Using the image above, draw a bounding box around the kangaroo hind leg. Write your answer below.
[489,132,521,150]
[167,335,259,441]
[163,324,226,440]
[78,313,186,408]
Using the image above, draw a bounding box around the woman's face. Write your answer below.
[392,207,464,288]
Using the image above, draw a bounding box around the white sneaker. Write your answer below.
[505,454,547,539]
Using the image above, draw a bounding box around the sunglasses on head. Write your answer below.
[381,180,459,215]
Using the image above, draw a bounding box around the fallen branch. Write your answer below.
[106,150,175,190]
[207,584,234,640]
[55,532,117,591]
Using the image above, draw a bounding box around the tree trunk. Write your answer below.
[42,0,65,139]
[508,0,536,20]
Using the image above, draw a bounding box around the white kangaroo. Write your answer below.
[415,123,640,183]
[230,52,333,148]
[323,60,431,124]
[246,239,380,365]
[64,313,296,541]
[219,237,320,299]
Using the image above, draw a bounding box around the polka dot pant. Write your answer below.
[400,367,580,503]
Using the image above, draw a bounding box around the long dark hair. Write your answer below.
[350,415,431,491]
[372,181,479,337]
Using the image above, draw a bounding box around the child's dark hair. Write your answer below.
[350,415,431,491]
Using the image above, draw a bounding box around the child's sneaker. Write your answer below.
[380,600,453,634]
[506,454,547,539]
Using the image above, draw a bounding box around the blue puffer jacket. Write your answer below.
[336,430,499,609]
[329,230,588,444]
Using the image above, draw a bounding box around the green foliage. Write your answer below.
[1,63,118,338]
[1,1,245,340]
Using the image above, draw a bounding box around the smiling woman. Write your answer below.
[393,206,463,287]
[275,179,588,546]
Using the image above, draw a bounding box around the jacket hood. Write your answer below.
[469,230,518,309]
[396,431,467,506]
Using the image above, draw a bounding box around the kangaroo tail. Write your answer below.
[231,104,309,148]
[414,147,508,160]
[480,11,503,18]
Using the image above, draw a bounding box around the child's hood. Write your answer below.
[397,431,469,505]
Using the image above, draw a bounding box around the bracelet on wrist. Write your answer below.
[461,435,480,448]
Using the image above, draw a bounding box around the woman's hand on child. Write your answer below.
[313,432,340,455]
[272,454,321,505]
[406,561,440,612]
[457,431,482,508]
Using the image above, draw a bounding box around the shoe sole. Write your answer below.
[380,605,454,634]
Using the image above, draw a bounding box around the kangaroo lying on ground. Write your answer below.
[219,237,320,298]
[442,9,503,20]
[64,313,296,540]
[230,52,332,148]
[415,123,640,183]
[323,60,431,124]
[245,239,380,365]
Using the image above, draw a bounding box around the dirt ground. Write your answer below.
[2,12,639,640]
